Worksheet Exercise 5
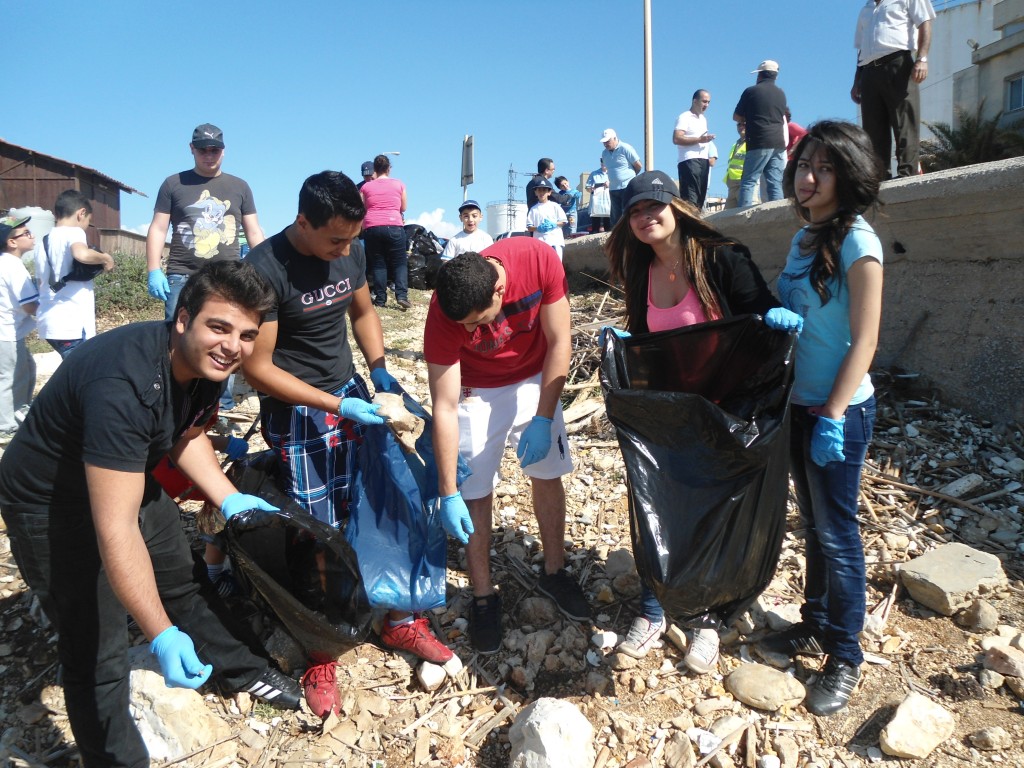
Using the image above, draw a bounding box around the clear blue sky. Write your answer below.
[10,0,866,240]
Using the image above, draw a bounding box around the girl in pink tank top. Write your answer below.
[602,170,801,672]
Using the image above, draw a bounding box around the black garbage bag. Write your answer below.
[600,315,797,623]
[404,223,444,290]
[223,452,372,661]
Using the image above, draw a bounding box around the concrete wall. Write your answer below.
[563,158,1024,423]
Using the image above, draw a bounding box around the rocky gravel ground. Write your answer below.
[1,289,1023,768]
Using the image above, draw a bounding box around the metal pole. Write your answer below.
[643,0,654,170]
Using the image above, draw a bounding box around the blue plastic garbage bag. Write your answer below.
[600,315,797,623]
[346,389,471,612]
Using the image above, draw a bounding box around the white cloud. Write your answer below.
[410,208,458,240]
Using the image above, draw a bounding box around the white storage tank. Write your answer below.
[486,201,526,239]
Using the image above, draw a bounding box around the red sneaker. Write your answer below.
[380,617,454,664]
[301,661,340,718]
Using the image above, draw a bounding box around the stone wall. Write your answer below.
[563,157,1024,423]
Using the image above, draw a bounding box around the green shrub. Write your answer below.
[95,250,163,323]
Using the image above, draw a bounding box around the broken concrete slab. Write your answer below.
[898,543,1007,615]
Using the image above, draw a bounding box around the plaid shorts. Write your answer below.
[261,376,370,528]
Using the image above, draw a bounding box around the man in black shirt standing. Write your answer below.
[0,261,301,768]
[733,60,789,208]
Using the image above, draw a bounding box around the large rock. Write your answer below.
[879,692,956,759]
[725,663,805,711]
[983,645,1024,677]
[898,543,1007,615]
[509,698,596,768]
[969,726,1012,751]
[128,647,234,763]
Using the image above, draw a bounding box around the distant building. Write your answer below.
[0,139,144,252]
[921,0,1001,135]
[951,0,1024,127]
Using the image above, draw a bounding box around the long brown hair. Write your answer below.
[605,198,732,334]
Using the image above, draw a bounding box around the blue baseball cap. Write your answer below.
[458,199,482,213]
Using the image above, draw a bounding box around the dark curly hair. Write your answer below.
[782,120,882,306]
[434,252,499,321]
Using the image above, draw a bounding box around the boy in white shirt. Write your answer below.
[0,216,40,441]
[525,179,567,260]
[34,190,114,358]
[441,200,493,261]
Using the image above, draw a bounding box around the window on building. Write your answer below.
[1007,75,1024,113]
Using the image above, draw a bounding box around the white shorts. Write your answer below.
[457,373,574,501]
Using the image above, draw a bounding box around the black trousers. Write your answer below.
[678,158,710,210]
[1,478,269,768]
[860,51,920,178]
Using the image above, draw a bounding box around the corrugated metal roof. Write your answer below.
[0,139,145,197]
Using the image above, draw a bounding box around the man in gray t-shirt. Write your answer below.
[145,123,265,322]
[145,123,266,412]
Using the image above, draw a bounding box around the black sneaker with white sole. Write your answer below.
[244,668,301,710]
[804,657,861,716]
[757,622,826,659]
[536,568,590,622]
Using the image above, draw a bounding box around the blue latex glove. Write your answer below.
[339,398,385,425]
[147,269,170,302]
[517,416,553,468]
[439,492,475,544]
[150,626,213,689]
[599,326,631,347]
[224,436,249,462]
[811,415,846,467]
[536,218,557,233]
[764,307,804,333]
[221,492,279,520]
[369,368,398,394]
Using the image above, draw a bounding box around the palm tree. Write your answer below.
[920,103,1024,172]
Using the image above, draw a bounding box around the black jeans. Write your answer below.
[677,158,710,210]
[1,478,269,768]
[364,225,408,304]
[860,51,919,178]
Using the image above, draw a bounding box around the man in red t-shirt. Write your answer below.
[424,238,589,654]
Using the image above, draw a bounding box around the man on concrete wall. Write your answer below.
[673,90,715,210]
[852,0,935,177]
[600,129,643,227]
[733,61,788,208]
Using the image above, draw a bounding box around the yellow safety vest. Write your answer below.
[725,140,746,183]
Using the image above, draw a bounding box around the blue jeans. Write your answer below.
[789,396,876,666]
[609,189,628,230]
[46,330,88,359]
[0,478,269,767]
[166,273,236,410]
[363,226,408,305]
[738,147,785,207]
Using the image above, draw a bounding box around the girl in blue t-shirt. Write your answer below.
[763,121,884,717]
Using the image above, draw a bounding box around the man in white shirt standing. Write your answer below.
[673,90,715,210]
[852,0,935,178]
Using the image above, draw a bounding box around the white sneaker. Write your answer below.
[617,616,667,659]
[684,627,721,673]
